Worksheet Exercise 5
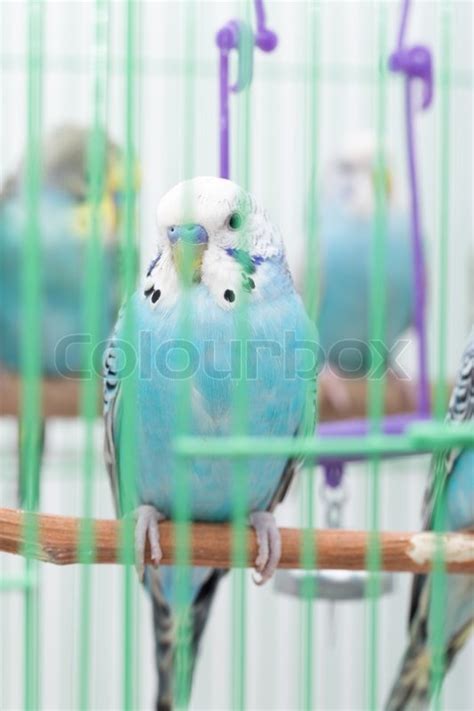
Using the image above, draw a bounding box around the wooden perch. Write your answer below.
[1,508,473,574]
[0,369,452,422]
[0,370,98,419]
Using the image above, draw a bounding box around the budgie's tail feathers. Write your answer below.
[385,619,474,711]
[149,568,226,711]
[385,640,431,711]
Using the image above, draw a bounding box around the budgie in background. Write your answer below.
[0,124,131,504]
[315,133,415,411]
[0,123,127,376]
[386,330,474,711]
[104,177,316,709]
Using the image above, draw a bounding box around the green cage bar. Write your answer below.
[77,1,111,708]
[299,2,321,709]
[230,3,253,710]
[21,1,44,708]
[365,3,390,709]
[430,0,453,708]
[119,0,140,709]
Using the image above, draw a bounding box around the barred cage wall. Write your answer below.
[0,1,473,710]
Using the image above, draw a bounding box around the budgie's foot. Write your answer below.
[135,505,165,582]
[319,366,352,414]
[249,511,281,585]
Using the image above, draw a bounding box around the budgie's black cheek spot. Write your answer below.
[224,289,235,303]
[248,278,255,290]
[151,289,161,304]
[144,286,154,298]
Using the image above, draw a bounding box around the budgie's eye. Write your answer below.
[228,211,243,230]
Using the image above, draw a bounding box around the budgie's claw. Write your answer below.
[249,511,281,585]
[135,505,165,582]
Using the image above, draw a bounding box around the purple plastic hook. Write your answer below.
[389,45,433,110]
[254,0,278,52]
[389,0,433,110]
[216,0,278,179]
[216,20,254,93]
[389,0,433,416]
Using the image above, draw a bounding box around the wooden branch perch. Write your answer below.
[0,369,452,422]
[1,508,473,574]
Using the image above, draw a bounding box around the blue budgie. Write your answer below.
[386,330,474,711]
[0,124,130,505]
[0,124,126,376]
[104,176,317,709]
[316,134,415,411]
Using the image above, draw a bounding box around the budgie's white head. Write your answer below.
[324,132,393,220]
[1,124,136,244]
[144,176,287,310]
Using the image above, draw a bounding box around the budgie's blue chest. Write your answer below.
[117,285,312,521]
[318,207,414,373]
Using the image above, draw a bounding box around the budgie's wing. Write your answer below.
[103,306,125,515]
[268,365,317,511]
[422,335,474,528]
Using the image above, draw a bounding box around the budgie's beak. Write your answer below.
[168,224,208,283]
[372,165,393,201]
[385,169,393,199]
[72,195,119,240]
[107,158,141,193]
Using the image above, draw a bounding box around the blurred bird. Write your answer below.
[0,124,131,504]
[0,123,127,375]
[104,176,316,709]
[386,330,474,711]
[315,133,415,412]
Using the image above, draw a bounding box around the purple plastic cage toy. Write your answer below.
[216,0,278,179]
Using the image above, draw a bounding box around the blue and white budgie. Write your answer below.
[0,123,125,376]
[0,124,129,505]
[104,176,317,709]
[386,330,474,710]
[316,134,415,411]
